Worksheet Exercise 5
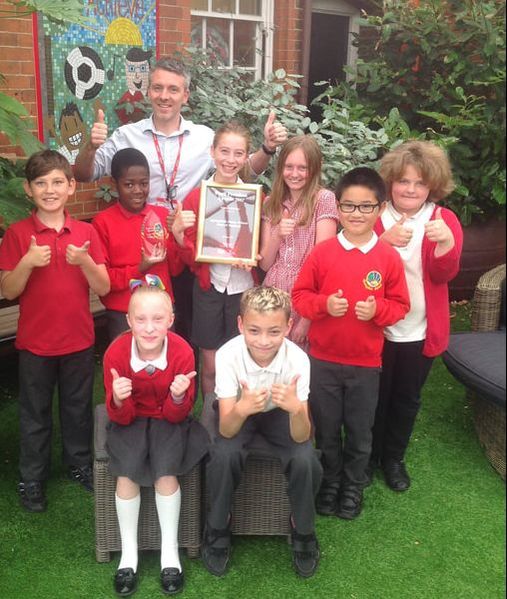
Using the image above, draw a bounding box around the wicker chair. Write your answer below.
[200,393,291,538]
[444,264,506,479]
[93,404,202,562]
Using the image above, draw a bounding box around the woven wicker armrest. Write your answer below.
[94,404,110,462]
[471,264,506,332]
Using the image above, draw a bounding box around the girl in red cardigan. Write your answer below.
[103,283,208,596]
[369,140,463,492]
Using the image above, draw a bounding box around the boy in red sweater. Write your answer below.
[0,150,110,512]
[292,167,409,520]
[103,283,208,596]
[92,148,182,341]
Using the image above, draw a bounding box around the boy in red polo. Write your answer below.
[0,150,110,512]
[92,147,183,342]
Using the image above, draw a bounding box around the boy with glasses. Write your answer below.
[292,167,410,520]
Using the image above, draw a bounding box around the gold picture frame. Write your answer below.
[195,180,263,266]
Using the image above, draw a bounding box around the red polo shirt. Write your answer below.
[0,211,105,356]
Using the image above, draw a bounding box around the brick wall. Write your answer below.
[273,0,304,75]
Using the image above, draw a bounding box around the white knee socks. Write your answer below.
[115,493,141,572]
[155,487,182,572]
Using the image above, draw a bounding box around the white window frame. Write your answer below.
[191,0,274,80]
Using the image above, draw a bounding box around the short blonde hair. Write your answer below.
[240,286,291,320]
[128,285,173,315]
[380,140,455,201]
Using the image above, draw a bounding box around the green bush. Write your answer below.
[176,46,414,191]
[335,0,506,225]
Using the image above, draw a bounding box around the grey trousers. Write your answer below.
[206,407,322,535]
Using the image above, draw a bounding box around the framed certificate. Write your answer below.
[195,180,263,266]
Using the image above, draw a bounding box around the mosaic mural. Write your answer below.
[41,1,157,163]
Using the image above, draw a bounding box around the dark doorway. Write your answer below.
[308,12,349,122]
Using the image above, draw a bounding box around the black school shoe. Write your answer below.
[68,464,94,493]
[18,480,47,512]
[336,487,363,520]
[382,459,411,492]
[201,521,232,576]
[315,481,341,516]
[114,568,138,597]
[160,568,184,595]
[290,520,320,578]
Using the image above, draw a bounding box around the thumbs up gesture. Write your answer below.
[170,370,197,403]
[66,240,91,266]
[238,380,268,416]
[382,212,413,247]
[327,289,348,317]
[171,200,196,243]
[279,207,296,238]
[271,374,301,414]
[25,235,51,268]
[355,295,377,321]
[263,109,287,151]
[111,367,132,407]
[424,206,454,252]
[90,108,108,149]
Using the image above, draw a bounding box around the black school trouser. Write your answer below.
[18,347,94,481]
[371,339,434,463]
[206,408,322,535]
[309,357,380,488]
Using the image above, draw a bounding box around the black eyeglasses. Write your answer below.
[338,202,380,214]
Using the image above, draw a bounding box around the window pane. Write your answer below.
[191,0,208,9]
[207,18,230,65]
[234,20,256,67]
[212,0,234,13]
[191,16,204,47]
[239,0,261,15]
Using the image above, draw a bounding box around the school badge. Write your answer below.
[363,271,382,291]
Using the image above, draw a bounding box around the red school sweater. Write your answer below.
[103,331,195,426]
[92,203,183,312]
[292,237,410,367]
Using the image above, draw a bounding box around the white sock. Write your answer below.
[115,493,141,572]
[155,487,182,572]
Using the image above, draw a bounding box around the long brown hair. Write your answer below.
[263,135,323,226]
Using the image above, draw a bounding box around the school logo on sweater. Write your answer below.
[363,271,382,291]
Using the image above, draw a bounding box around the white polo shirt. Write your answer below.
[93,115,215,204]
[215,334,310,412]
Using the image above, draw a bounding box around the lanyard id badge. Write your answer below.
[152,133,184,208]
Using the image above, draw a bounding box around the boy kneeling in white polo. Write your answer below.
[202,286,322,578]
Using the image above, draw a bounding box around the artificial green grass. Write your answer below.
[0,304,504,598]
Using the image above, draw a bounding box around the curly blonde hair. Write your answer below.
[380,140,455,201]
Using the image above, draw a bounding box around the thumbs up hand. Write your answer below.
[271,375,301,415]
[170,370,197,403]
[25,235,51,268]
[327,289,349,317]
[355,295,377,321]
[263,109,287,151]
[66,240,91,266]
[278,207,296,238]
[110,367,132,407]
[171,201,196,238]
[424,206,454,253]
[382,212,413,247]
[90,108,108,149]
[238,380,268,416]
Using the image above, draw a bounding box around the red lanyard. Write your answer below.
[152,132,184,197]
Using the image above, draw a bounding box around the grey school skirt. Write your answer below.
[106,416,209,487]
